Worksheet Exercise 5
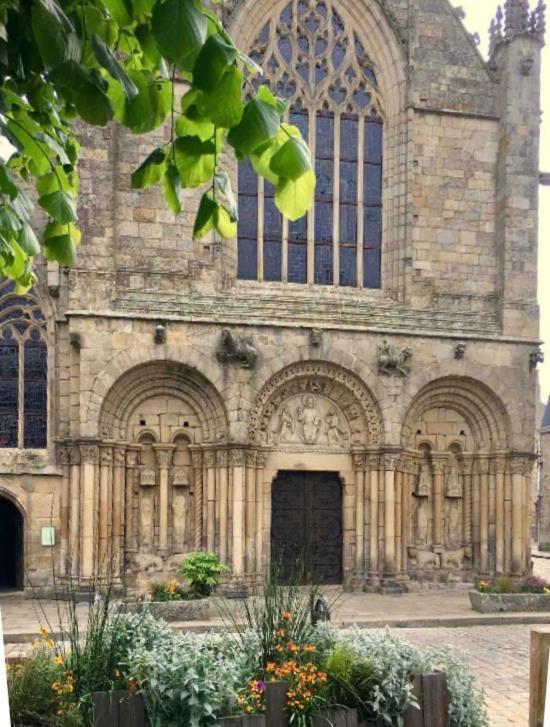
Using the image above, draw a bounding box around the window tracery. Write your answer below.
[0,279,47,448]
[238,0,384,288]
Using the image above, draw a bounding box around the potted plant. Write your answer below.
[469,575,550,613]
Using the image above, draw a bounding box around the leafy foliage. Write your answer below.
[0,0,315,287]
[179,550,228,597]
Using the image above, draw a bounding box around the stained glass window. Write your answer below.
[237,0,383,289]
[0,279,47,448]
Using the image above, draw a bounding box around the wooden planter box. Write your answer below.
[122,598,210,621]
[469,590,550,613]
[93,690,147,727]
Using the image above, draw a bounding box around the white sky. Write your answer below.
[460,2,550,408]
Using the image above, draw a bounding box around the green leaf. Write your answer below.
[227,98,280,155]
[162,164,181,214]
[0,166,18,199]
[4,119,51,176]
[175,108,214,142]
[102,0,133,26]
[31,3,68,68]
[92,35,139,99]
[0,206,22,233]
[2,239,28,279]
[44,234,76,266]
[214,205,236,238]
[151,0,207,68]
[132,0,155,18]
[38,190,77,223]
[237,50,262,75]
[131,148,166,188]
[18,224,40,256]
[49,61,114,126]
[173,136,215,188]
[270,136,312,181]
[193,34,236,93]
[200,66,243,129]
[250,124,300,184]
[45,221,81,245]
[34,0,74,33]
[193,192,217,239]
[37,169,73,196]
[275,169,316,221]
[123,70,171,132]
[257,85,287,115]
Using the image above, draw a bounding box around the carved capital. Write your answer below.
[153,444,176,468]
[431,458,446,476]
[80,443,99,464]
[216,449,229,467]
[352,452,366,470]
[510,456,533,476]
[99,446,113,466]
[381,452,400,471]
[461,457,474,475]
[191,449,203,469]
[126,449,140,468]
[203,450,216,468]
[56,445,70,467]
[256,450,268,468]
[494,457,507,475]
[244,449,257,468]
[229,448,245,467]
[113,447,127,467]
[477,458,490,476]
[69,445,81,466]
[172,466,190,487]
[366,453,380,470]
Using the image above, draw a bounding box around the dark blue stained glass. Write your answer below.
[316,114,334,149]
[363,247,381,289]
[365,120,383,163]
[288,242,307,283]
[237,239,258,280]
[364,163,382,205]
[340,115,358,161]
[316,159,333,201]
[364,207,382,248]
[238,159,257,194]
[278,35,292,62]
[339,161,357,203]
[238,195,258,239]
[314,244,333,285]
[264,194,282,238]
[315,202,332,243]
[340,204,357,244]
[0,330,19,448]
[339,244,357,287]
[289,109,308,140]
[23,334,47,448]
[264,240,282,282]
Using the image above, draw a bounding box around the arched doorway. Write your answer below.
[0,495,23,590]
[271,471,343,585]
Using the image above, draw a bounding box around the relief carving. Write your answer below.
[140,495,154,549]
[444,450,463,498]
[377,339,412,378]
[270,394,350,448]
[172,466,190,487]
[139,467,157,487]
[172,489,188,552]
[216,328,258,369]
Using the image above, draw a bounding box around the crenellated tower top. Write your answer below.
[489,0,546,57]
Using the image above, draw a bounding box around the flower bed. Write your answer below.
[470,575,550,613]
[123,597,210,621]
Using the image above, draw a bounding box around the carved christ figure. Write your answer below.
[445,450,463,498]
[297,394,321,444]
[273,405,295,443]
[416,454,432,497]
[414,496,429,546]
[325,408,347,446]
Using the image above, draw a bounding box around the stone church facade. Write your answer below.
[0,0,545,594]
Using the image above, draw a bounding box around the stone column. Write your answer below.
[203,450,217,553]
[154,445,176,555]
[478,457,490,574]
[432,458,444,548]
[367,454,379,585]
[245,450,257,576]
[352,452,366,588]
[230,449,245,578]
[56,444,70,576]
[112,446,126,578]
[68,444,81,576]
[191,448,203,550]
[511,457,526,575]
[504,459,513,573]
[98,444,113,572]
[382,452,399,579]
[400,457,414,577]
[217,450,229,565]
[462,456,473,561]
[495,456,506,574]
[255,451,267,578]
[79,442,99,579]
[124,446,140,555]
[394,464,403,575]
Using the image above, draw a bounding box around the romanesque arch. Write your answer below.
[399,376,529,581]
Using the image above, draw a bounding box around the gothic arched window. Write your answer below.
[0,279,47,448]
[237,0,384,288]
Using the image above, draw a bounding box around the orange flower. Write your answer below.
[113,669,120,678]
[276,645,284,653]
[288,642,299,653]
[281,611,292,620]
[303,644,316,653]
[276,628,286,638]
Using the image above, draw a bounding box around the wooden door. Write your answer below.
[271,471,343,585]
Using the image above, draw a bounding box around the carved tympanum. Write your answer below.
[270,394,350,448]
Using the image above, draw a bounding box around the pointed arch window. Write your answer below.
[0,279,47,448]
[237,0,383,288]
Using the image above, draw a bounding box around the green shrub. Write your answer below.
[324,646,376,718]
[494,576,516,594]
[149,579,188,601]
[179,552,229,597]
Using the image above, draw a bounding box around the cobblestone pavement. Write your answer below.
[382,624,531,727]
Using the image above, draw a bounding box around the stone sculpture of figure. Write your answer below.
[415,453,432,497]
[140,495,154,549]
[172,490,187,552]
[445,499,461,549]
[325,408,347,446]
[414,496,429,546]
[273,405,295,443]
[445,450,463,498]
[378,339,412,377]
[297,394,321,444]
